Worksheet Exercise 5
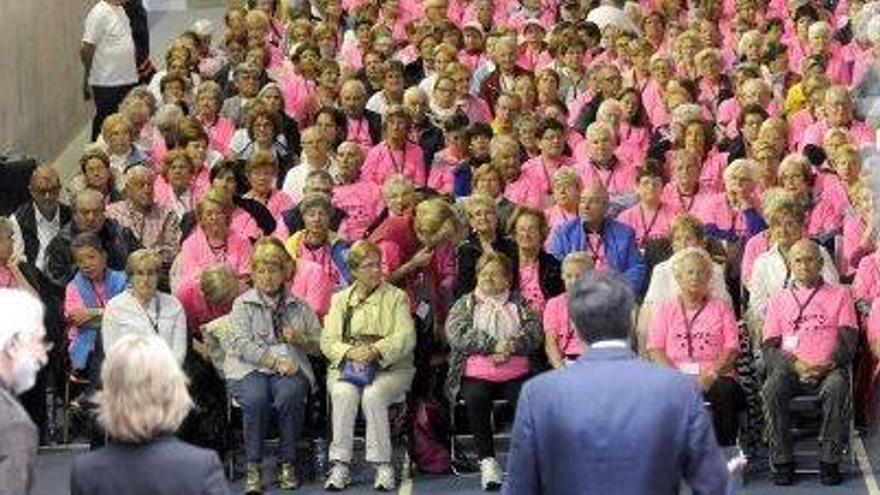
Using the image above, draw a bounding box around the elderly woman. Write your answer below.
[257,82,302,161]
[284,193,351,289]
[106,166,182,270]
[455,194,517,299]
[367,175,418,278]
[321,241,417,491]
[234,150,293,240]
[70,335,229,495]
[445,251,542,491]
[228,102,293,172]
[193,81,235,155]
[637,215,731,353]
[777,153,844,244]
[361,105,427,187]
[544,252,593,368]
[508,207,564,314]
[172,187,252,301]
[102,249,187,363]
[69,146,122,206]
[647,247,744,448]
[226,237,322,493]
[333,141,384,242]
[98,113,151,179]
[154,149,197,219]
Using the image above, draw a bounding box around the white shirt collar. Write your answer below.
[590,339,629,349]
[33,204,59,226]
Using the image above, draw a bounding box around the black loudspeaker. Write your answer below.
[0,156,37,216]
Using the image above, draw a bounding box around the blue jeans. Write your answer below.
[233,370,309,463]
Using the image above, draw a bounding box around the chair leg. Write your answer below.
[62,379,70,444]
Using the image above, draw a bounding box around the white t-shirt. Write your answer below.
[82,1,138,87]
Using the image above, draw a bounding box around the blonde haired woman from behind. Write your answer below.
[70,334,230,495]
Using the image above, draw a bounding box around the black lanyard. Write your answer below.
[143,296,161,334]
[791,284,822,333]
[639,205,661,243]
[679,299,708,359]
[261,293,286,339]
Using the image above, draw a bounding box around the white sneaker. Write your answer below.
[480,457,503,491]
[324,462,350,491]
[373,463,396,491]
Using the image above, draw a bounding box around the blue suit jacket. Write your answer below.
[502,347,729,495]
[70,436,230,495]
[549,218,647,295]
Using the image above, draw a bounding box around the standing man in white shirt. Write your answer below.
[80,0,138,140]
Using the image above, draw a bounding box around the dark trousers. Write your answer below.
[762,366,849,464]
[460,376,525,460]
[91,84,135,140]
[233,370,310,463]
[704,376,745,447]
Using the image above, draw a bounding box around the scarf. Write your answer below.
[473,289,520,341]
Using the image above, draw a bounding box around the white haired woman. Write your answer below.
[70,334,230,495]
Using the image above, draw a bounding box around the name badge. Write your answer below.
[679,361,700,375]
[782,334,799,352]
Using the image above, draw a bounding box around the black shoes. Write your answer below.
[820,462,842,486]
[772,463,795,486]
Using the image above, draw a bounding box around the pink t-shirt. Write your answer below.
[346,116,375,150]
[504,172,546,209]
[573,158,637,199]
[288,258,334,319]
[204,116,236,155]
[660,183,711,216]
[518,263,546,314]
[333,181,385,242]
[853,252,880,302]
[647,297,740,375]
[361,141,427,187]
[764,283,857,366]
[841,213,872,278]
[692,193,752,237]
[740,230,770,285]
[617,202,676,246]
[865,297,880,343]
[543,293,584,358]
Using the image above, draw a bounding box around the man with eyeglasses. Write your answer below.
[0,289,51,495]
[10,165,71,275]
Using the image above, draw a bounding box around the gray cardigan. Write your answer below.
[224,288,322,384]
[444,292,543,403]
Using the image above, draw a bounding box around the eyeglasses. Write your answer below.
[131,269,159,277]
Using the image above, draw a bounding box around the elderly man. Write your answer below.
[762,239,857,486]
[573,121,637,214]
[340,80,383,149]
[281,127,336,202]
[0,290,50,495]
[503,270,729,494]
[403,87,444,168]
[44,189,140,289]
[10,165,71,274]
[549,183,646,295]
[479,35,528,112]
[106,166,181,268]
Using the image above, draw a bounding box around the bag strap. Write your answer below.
[342,285,380,344]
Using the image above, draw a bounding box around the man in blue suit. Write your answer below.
[549,184,646,296]
[502,270,729,495]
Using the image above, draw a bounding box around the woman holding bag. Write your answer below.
[321,240,416,491]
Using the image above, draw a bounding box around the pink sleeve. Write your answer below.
[360,146,383,185]
[719,302,740,351]
[646,302,670,351]
[542,297,561,336]
[434,242,457,292]
[64,282,86,343]
[867,298,880,343]
[378,240,402,277]
[428,166,453,195]
[838,287,858,329]
[853,256,878,301]
[763,294,784,341]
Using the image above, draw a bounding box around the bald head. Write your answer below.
[29,165,61,218]
[73,189,106,233]
[788,239,823,286]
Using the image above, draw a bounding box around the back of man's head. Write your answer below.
[568,270,635,345]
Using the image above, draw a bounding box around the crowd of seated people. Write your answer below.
[14,0,880,491]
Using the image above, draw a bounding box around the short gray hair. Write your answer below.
[568,270,635,344]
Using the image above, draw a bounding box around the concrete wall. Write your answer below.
[0,0,97,163]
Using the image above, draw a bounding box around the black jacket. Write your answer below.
[71,436,230,495]
[44,219,141,289]
[509,250,565,301]
[12,202,72,267]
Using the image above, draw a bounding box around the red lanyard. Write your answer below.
[388,144,407,174]
[679,299,708,359]
[586,233,603,264]
[677,188,697,212]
